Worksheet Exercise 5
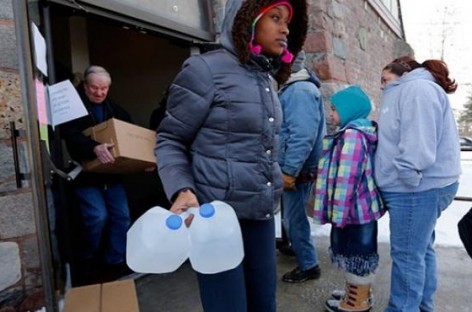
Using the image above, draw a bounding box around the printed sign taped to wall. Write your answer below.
[47,80,88,129]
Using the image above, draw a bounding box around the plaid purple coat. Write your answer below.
[313,121,385,228]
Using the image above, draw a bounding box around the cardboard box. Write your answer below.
[82,118,156,174]
[62,279,139,312]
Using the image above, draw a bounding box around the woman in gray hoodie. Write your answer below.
[155,0,307,311]
[375,56,461,312]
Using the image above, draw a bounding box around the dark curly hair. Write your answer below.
[231,0,308,84]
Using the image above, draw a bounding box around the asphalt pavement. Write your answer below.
[132,235,471,312]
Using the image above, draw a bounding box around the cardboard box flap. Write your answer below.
[82,119,114,137]
[63,280,139,312]
[102,280,139,312]
[63,284,101,312]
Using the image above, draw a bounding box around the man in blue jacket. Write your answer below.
[278,51,326,283]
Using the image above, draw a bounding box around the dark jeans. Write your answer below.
[197,218,276,312]
[74,183,130,264]
[330,221,379,276]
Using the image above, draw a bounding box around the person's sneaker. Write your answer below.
[282,265,321,283]
[278,243,296,257]
[330,289,345,300]
[325,299,341,312]
[324,298,372,312]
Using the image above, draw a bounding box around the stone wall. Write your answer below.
[304,0,412,127]
[0,0,40,309]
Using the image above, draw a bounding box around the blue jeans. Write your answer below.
[330,221,379,276]
[197,218,276,312]
[282,181,318,270]
[74,183,130,265]
[382,182,458,312]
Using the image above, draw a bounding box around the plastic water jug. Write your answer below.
[187,201,244,274]
[126,206,190,274]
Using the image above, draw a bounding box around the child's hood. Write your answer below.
[330,85,372,128]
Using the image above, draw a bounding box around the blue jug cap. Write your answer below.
[200,203,215,218]
[166,214,183,230]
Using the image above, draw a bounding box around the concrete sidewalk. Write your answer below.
[132,236,471,311]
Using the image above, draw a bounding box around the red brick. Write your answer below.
[314,55,346,82]
[19,290,44,312]
[304,32,332,53]
[0,19,14,27]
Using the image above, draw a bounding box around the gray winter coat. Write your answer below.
[155,0,308,219]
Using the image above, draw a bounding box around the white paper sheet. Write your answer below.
[47,80,88,128]
[31,23,48,77]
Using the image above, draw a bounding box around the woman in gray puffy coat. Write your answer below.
[155,0,307,311]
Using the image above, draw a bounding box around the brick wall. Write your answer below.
[304,0,412,127]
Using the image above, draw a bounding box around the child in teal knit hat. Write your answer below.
[313,85,385,312]
[330,85,371,129]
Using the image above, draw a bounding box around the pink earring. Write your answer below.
[281,48,294,64]
[250,42,262,55]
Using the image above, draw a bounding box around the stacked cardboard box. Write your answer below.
[62,279,139,312]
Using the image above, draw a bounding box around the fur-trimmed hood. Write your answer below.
[220,0,308,84]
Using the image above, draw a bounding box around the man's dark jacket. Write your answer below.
[61,87,131,187]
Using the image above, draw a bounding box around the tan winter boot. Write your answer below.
[325,273,373,312]
[329,287,373,303]
[339,283,371,311]
[325,283,371,312]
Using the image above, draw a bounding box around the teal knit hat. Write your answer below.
[330,85,371,128]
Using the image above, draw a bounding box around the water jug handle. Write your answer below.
[180,207,199,218]
[180,204,215,218]
[178,207,200,227]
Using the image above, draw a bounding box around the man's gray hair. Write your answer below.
[83,65,112,84]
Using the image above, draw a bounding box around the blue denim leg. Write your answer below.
[382,182,458,312]
[102,183,130,264]
[74,184,130,265]
[197,264,247,312]
[242,218,277,312]
[330,221,379,276]
[74,186,108,260]
[196,218,276,312]
[420,233,437,312]
[282,181,318,270]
